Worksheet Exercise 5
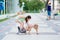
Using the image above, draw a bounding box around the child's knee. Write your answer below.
[18,26,20,30]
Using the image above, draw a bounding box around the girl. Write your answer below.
[16,15,38,34]
[47,2,51,20]
[16,15,31,34]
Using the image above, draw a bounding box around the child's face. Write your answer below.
[27,18,31,21]
[48,2,51,5]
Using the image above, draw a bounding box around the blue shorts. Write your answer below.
[47,11,51,16]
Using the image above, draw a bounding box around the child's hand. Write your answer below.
[15,20,18,22]
[19,15,25,18]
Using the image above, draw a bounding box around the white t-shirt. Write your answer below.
[24,19,35,28]
[23,21,28,28]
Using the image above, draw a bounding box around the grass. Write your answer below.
[11,15,17,17]
[58,12,60,15]
[0,18,8,22]
[0,15,17,22]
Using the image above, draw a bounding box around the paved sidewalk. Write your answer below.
[0,13,60,40]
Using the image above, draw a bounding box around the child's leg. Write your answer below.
[47,11,51,20]
[16,20,24,28]
[20,28,26,33]
[17,26,26,34]
[28,28,31,34]
[18,26,20,32]
[27,27,31,34]
[48,16,51,20]
[34,24,38,34]
[17,26,21,34]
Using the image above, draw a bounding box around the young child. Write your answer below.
[16,13,38,34]
[47,2,51,20]
[25,16,38,34]
[16,14,38,34]
[16,15,31,34]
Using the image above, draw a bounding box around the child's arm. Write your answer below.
[16,20,24,28]
[19,15,25,18]
[16,20,22,24]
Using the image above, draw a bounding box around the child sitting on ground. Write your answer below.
[16,15,38,34]
[16,15,31,34]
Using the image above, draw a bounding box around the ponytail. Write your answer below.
[25,17,28,23]
[25,15,31,23]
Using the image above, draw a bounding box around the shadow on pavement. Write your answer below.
[7,32,58,35]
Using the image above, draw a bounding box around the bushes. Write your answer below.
[19,0,45,13]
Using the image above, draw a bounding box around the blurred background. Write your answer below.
[0,0,60,40]
[0,0,60,14]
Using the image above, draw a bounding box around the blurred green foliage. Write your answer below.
[19,0,45,13]
[59,0,60,3]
